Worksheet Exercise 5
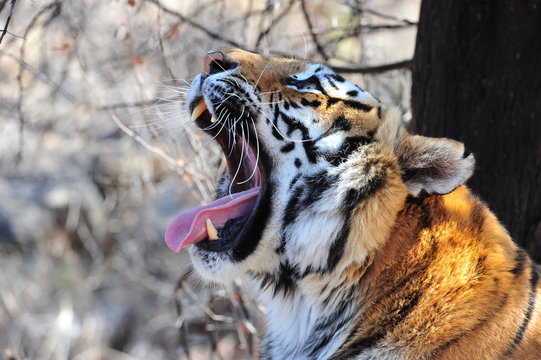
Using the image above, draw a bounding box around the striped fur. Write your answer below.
[185,48,541,359]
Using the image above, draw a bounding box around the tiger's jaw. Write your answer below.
[164,53,278,281]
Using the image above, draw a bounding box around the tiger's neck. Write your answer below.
[252,268,368,360]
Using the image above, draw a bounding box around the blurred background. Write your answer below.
[0,1,420,358]
[4,0,539,359]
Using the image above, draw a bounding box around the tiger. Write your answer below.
[164,48,541,359]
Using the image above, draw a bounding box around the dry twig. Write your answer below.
[0,0,17,45]
[299,0,328,61]
[332,58,413,74]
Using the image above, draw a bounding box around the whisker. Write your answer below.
[212,109,230,141]
[228,123,247,197]
[258,100,285,105]
[257,90,281,95]
[253,60,271,90]
[237,116,260,185]
[258,108,313,143]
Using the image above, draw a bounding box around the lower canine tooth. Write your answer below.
[206,218,219,240]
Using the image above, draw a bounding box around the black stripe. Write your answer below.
[283,185,304,225]
[271,103,284,140]
[511,249,527,276]
[302,171,338,206]
[324,135,372,167]
[332,292,422,359]
[325,75,339,89]
[250,261,301,297]
[300,98,322,107]
[280,172,338,253]
[273,261,299,296]
[280,111,304,136]
[289,100,300,109]
[289,172,302,190]
[330,115,352,132]
[307,287,356,356]
[327,97,340,108]
[330,74,346,83]
[322,278,348,307]
[326,213,351,272]
[288,75,328,95]
[342,99,373,112]
[326,177,384,272]
[344,176,385,212]
[346,90,359,97]
[434,293,509,356]
[505,263,539,356]
[216,78,257,105]
[279,184,305,253]
[280,142,295,153]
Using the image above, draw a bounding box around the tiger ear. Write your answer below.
[397,134,475,196]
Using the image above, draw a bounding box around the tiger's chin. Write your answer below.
[189,246,242,282]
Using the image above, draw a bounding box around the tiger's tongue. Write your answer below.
[165,187,259,253]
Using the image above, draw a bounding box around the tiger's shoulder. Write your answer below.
[337,186,541,359]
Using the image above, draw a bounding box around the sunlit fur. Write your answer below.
[185,48,541,359]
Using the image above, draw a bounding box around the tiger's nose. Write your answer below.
[203,51,237,75]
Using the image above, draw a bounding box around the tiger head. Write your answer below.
[165,48,475,288]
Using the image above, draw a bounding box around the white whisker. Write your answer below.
[237,116,260,186]
[254,60,271,90]
[258,108,312,143]
[228,123,247,197]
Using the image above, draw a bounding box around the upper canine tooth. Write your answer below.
[206,218,219,240]
[191,100,208,122]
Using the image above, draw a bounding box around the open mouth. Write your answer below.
[165,97,265,253]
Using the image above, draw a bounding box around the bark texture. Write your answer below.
[412,0,541,261]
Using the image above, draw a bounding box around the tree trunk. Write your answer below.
[411,0,541,261]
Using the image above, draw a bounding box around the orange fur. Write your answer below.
[333,186,541,359]
[194,48,540,359]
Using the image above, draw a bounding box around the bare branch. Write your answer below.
[174,274,192,360]
[331,59,412,74]
[362,8,417,25]
[0,50,75,100]
[110,113,174,162]
[96,100,158,111]
[347,4,417,26]
[255,0,296,49]
[300,0,328,61]
[145,0,243,48]
[15,1,62,164]
[362,23,416,31]
[0,0,16,45]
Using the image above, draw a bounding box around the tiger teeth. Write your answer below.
[191,100,208,122]
[206,218,219,240]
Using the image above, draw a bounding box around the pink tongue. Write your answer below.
[165,187,260,252]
